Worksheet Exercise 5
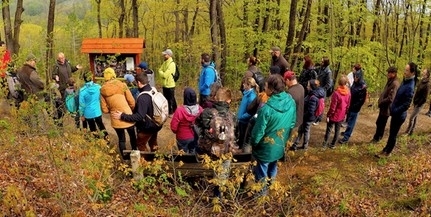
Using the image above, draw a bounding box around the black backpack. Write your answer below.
[252,71,265,92]
[172,63,180,82]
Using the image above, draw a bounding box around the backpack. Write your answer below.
[252,71,265,91]
[313,96,325,117]
[207,65,222,87]
[172,62,180,82]
[198,108,236,157]
[6,72,23,100]
[65,90,78,113]
[139,87,169,127]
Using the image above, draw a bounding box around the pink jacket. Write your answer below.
[170,105,203,140]
[327,86,351,122]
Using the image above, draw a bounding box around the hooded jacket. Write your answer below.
[327,86,351,122]
[100,79,135,129]
[120,84,161,133]
[199,62,217,96]
[237,88,257,123]
[171,105,203,140]
[303,80,326,123]
[158,57,176,88]
[378,77,400,116]
[390,77,415,118]
[412,77,430,107]
[250,91,296,163]
[79,81,102,119]
[349,70,367,113]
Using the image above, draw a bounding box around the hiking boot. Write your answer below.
[338,139,348,144]
[329,145,335,149]
[322,141,328,148]
[375,151,390,158]
[298,145,308,150]
[289,146,298,151]
[312,122,319,126]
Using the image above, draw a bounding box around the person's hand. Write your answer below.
[55,75,59,82]
[80,116,85,122]
[112,111,122,120]
[76,64,82,69]
[326,117,329,123]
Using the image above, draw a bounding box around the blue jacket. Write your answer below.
[250,92,296,163]
[199,62,216,96]
[390,77,415,119]
[303,87,325,123]
[79,81,102,119]
[237,89,257,123]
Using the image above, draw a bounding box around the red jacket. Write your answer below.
[327,86,351,122]
[170,105,203,140]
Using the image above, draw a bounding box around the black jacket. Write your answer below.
[121,84,161,133]
[413,78,430,106]
[317,66,332,91]
[349,70,367,113]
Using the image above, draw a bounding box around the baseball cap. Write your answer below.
[138,62,148,69]
[162,49,173,56]
[283,71,295,80]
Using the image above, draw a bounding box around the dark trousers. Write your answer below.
[237,122,248,149]
[114,126,137,158]
[373,113,389,141]
[163,87,177,114]
[199,94,209,107]
[137,131,159,152]
[86,116,108,137]
[382,115,406,154]
[323,121,341,147]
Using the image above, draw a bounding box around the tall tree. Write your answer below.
[2,0,24,55]
[285,0,298,61]
[95,0,102,38]
[370,0,382,41]
[45,0,56,84]
[216,0,226,77]
[209,0,219,64]
[132,0,138,37]
[118,0,125,38]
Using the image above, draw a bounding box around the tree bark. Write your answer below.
[216,0,226,79]
[2,0,23,55]
[209,0,219,64]
[95,0,102,38]
[285,0,298,61]
[370,0,381,41]
[45,0,56,85]
[398,3,409,58]
[174,0,180,43]
[118,0,125,38]
[132,0,139,37]
[253,0,261,57]
[189,0,199,37]
[2,0,13,52]
[291,0,312,68]
[12,0,23,55]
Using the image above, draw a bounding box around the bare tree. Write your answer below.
[118,0,125,38]
[216,0,226,77]
[45,0,56,84]
[2,0,24,55]
[132,0,139,37]
[285,0,298,61]
[209,0,219,64]
[95,0,102,38]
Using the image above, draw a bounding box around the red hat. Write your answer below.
[283,71,295,80]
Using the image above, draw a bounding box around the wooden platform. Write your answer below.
[124,151,253,177]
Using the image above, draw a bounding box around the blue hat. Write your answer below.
[124,74,135,83]
[138,62,148,70]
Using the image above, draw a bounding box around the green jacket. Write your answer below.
[250,91,296,163]
[158,57,176,88]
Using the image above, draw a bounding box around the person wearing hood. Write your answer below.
[79,72,107,138]
[338,65,367,144]
[101,67,137,159]
[290,79,325,151]
[198,53,217,106]
[170,87,203,153]
[158,49,177,117]
[405,68,429,135]
[322,75,351,149]
[376,62,417,158]
[371,66,400,143]
[250,74,296,195]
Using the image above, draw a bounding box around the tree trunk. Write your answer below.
[370,0,381,41]
[12,0,23,55]
[354,0,365,46]
[398,3,409,58]
[216,0,226,79]
[2,0,13,52]
[118,0,125,38]
[285,0,298,61]
[132,0,138,37]
[209,0,219,63]
[45,0,56,85]
[189,0,199,37]
[261,0,270,33]
[291,0,312,68]
[274,0,282,31]
[96,0,102,38]
[417,0,426,62]
[253,0,261,57]
[174,0,180,43]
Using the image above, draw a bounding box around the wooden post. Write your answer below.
[130,150,143,180]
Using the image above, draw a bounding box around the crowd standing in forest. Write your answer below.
[4,44,431,198]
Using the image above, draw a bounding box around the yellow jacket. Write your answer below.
[158,57,176,88]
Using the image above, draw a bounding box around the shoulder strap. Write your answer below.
[137,87,156,99]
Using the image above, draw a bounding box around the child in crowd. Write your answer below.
[322,75,351,149]
[170,87,203,153]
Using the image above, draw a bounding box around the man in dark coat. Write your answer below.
[371,66,399,142]
[17,54,44,100]
[270,46,289,76]
[52,52,81,98]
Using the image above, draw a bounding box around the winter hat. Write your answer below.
[309,79,319,90]
[270,65,281,75]
[183,87,197,106]
[138,62,148,70]
[124,74,135,83]
[103,67,116,81]
[26,53,37,61]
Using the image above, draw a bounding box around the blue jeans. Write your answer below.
[177,138,197,153]
[342,111,359,141]
[253,160,277,195]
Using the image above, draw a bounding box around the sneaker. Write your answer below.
[375,151,390,158]
[312,122,319,126]
[329,145,335,149]
[322,141,328,148]
[289,146,298,151]
[338,139,347,144]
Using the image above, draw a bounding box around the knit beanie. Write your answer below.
[103,68,116,81]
